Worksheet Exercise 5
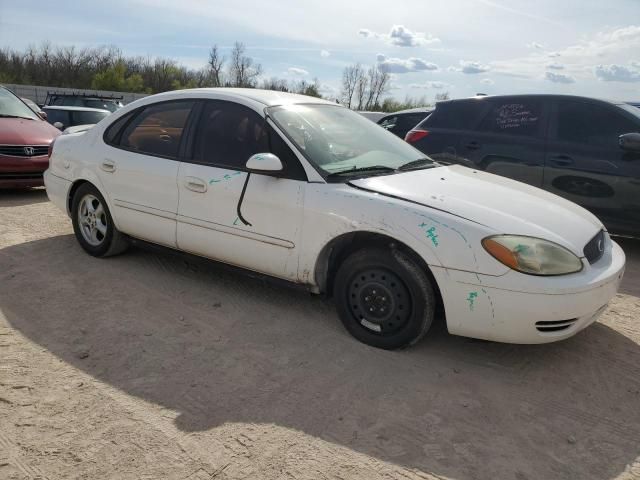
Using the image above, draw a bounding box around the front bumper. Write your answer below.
[433,238,626,344]
[0,154,49,188]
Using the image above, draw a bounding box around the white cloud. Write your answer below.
[594,64,640,82]
[359,24,440,47]
[545,71,575,84]
[481,78,494,85]
[320,49,330,58]
[527,42,544,49]
[287,67,309,76]
[491,25,640,82]
[377,54,439,74]
[409,81,449,89]
[455,60,490,74]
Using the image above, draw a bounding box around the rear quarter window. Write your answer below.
[421,101,488,130]
[478,99,543,137]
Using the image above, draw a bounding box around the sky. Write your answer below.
[1,0,640,102]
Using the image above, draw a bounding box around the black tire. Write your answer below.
[333,248,435,349]
[71,183,128,257]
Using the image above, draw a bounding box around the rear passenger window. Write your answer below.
[421,101,488,130]
[120,101,194,158]
[479,100,543,137]
[555,101,637,148]
[104,111,136,145]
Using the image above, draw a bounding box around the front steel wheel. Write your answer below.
[334,248,436,350]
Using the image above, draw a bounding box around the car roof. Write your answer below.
[147,88,337,107]
[438,94,628,107]
[387,107,432,115]
[42,105,111,113]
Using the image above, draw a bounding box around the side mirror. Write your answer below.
[38,111,48,121]
[619,132,640,152]
[53,121,64,130]
[246,153,283,173]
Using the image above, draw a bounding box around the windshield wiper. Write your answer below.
[398,158,440,171]
[0,114,34,120]
[325,165,398,180]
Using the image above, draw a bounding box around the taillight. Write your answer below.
[48,137,57,159]
[405,129,429,143]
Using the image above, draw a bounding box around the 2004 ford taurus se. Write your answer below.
[44,89,625,349]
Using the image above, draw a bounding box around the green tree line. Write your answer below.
[0,42,322,96]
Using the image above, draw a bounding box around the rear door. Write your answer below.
[544,98,640,234]
[456,97,548,187]
[408,101,489,164]
[98,100,196,247]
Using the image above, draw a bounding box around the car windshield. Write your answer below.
[0,88,39,120]
[267,104,435,179]
[73,110,110,125]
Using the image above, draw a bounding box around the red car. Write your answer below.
[0,86,60,188]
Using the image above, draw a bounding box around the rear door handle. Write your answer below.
[185,177,207,193]
[100,159,116,173]
[550,155,573,166]
[465,141,480,150]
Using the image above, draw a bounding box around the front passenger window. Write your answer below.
[193,101,269,169]
[120,101,195,158]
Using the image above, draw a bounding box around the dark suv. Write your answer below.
[406,94,640,236]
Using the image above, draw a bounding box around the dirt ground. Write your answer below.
[1,188,639,480]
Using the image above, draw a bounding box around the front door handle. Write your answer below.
[184,177,207,193]
[101,159,116,173]
[550,155,573,166]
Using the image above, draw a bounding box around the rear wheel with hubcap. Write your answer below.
[71,183,128,257]
[334,248,436,349]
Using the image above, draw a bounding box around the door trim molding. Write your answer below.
[177,214,295,249]
[113,199,177,220]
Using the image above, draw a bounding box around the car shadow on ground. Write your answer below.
[0,188,49,207]
[1,234,639,480]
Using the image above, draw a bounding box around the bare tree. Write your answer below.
[435,91,450,102]
[208,45,224,87]
[355,68,368,110]
[228,42,262,88]
[341,63,363,109]
[367,66,390,110]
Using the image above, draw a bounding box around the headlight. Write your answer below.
[482,235,583,276]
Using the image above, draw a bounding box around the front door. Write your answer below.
[176,100,307,281]
[98,100,196,247]
[544,99,640,235]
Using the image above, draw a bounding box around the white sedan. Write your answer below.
[44,89,625,349]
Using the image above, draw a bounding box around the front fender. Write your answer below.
[300,183,508,288]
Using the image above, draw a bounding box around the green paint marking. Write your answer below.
[467,291,478,311]
[210,171,243,185]
[419,223,439,246]
[233,217,240,226]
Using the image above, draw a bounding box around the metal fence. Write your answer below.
[3,83,148,106]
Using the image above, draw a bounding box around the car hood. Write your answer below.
[349,165,603,255]
[0,117,60,145]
